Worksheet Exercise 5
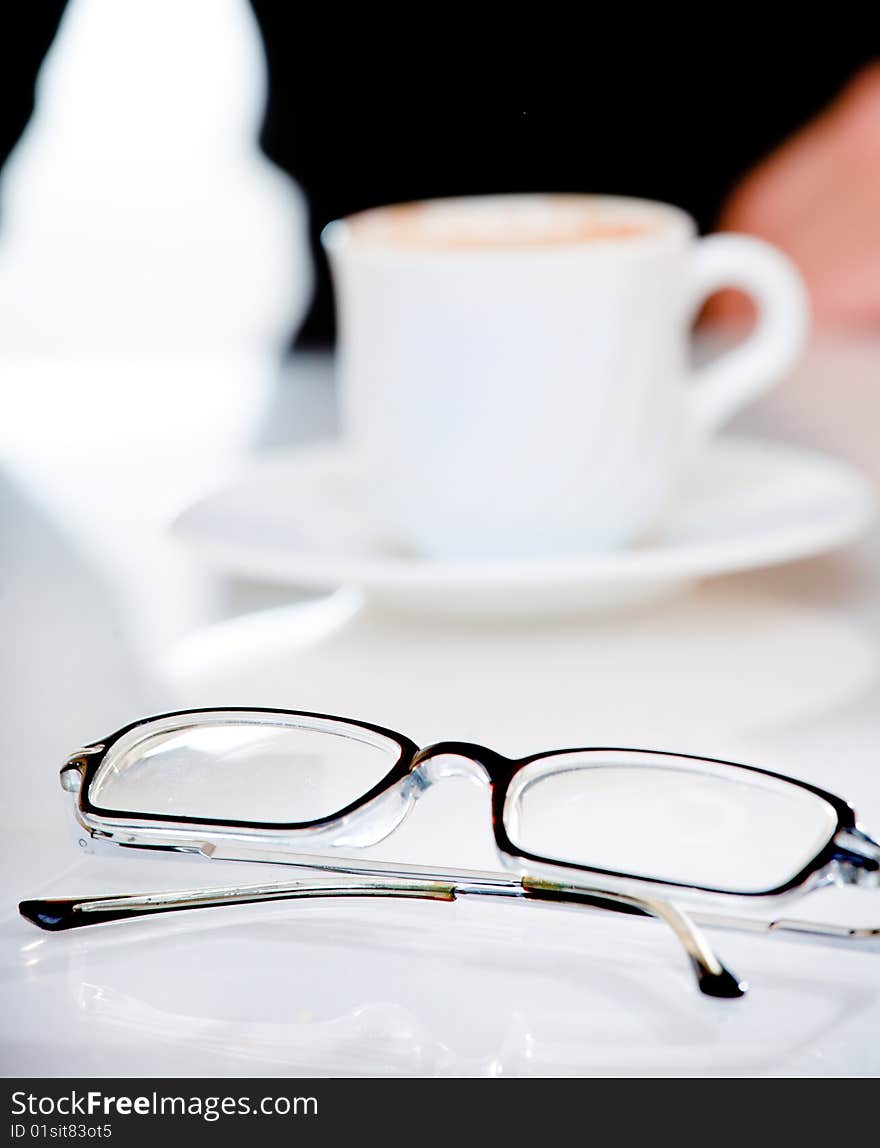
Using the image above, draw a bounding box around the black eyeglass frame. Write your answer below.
[61,706,879,905]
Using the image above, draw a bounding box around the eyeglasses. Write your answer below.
[20,707,880,1001]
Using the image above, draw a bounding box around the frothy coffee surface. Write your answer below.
[347,197,660,249]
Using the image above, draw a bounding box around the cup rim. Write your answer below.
[321,193,695,261]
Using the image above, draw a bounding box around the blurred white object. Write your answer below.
[325,195,808,558]
[0,0,312,666]
[171,436,875,618]
[0,0,310,354]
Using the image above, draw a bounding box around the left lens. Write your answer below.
[503,750,838,894]
[89,710,403,824]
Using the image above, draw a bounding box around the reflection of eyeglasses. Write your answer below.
[20,708,880,1001]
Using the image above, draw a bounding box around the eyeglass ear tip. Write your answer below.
[698,964,748,1000]
[19,899,75,932]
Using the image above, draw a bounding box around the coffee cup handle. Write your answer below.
[687,233,809,434]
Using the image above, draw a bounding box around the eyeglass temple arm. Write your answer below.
[200,843,880,946]
[18,874,744,1000]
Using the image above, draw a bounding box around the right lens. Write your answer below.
[88,711,404,824]
[503,750,838,894]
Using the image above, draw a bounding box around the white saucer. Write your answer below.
[172,438,875,617]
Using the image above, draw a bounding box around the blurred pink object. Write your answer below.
[710,63,880,328]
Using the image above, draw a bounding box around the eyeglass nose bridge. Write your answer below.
[410,741,516,791]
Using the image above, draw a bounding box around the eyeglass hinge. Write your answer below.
[831,828,880,887]
[59,745,103,793]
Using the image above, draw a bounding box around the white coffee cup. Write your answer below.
[323,194,808,558]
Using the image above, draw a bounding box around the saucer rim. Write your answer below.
[172,437,876,590]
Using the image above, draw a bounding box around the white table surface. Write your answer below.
[1,338,879,1077]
